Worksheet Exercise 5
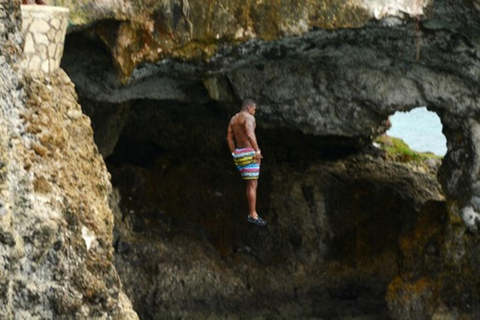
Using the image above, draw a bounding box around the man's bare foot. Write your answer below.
[22,0,30,5]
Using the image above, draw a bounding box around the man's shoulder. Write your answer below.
[232,112,248,121]
[240,112,254,120]
[231,112,254,125]
[244,113,255,123]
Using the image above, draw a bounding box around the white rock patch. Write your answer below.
[81,226,96,251]
[357,0,431,19]
[460,206,480,231]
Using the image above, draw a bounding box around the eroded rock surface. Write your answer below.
[2,0,478,318]
[62,0,480,140]
[98,94,478,318]
[0,1,137,318]
[55,0,435,77]
[63,0,480,233]
[110,151,445,319]
[57,0,480,318]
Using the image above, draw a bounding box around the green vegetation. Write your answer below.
[375,135,443,163]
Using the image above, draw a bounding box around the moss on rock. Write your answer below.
[375,135,442,164]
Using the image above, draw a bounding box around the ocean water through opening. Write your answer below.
[386,107,447,156]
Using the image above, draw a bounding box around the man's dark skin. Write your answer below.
[227,101,263,220]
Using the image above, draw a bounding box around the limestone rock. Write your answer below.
[0,1,137,318]
[4,0,480,318]
[0,69,138,318]
[61,2,480,240]
[56,0,436,78]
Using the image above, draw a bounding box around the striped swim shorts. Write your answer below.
[232,148,260,180]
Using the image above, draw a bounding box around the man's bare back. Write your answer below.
[227,104,261,158]
[228,112,256,150]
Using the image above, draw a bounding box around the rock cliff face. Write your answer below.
[53,0,433,78]
[110,151,446,319]
[2,0,480,318]
[0,2,137,318]
[56,0,480,318]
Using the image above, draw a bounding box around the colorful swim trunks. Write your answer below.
[232,148,260,180]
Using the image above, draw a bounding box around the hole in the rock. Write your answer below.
[61,31,447,320]
[89,97,445,319]
[386,107,447,157]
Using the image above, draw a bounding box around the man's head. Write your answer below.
[241,99,256,115]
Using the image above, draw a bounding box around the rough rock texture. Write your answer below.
[8,0,480,318]
[110,151,445,319]
[54,0,433,78]
[63,0,480,230]
[53,0,432,29]
[52,0,480,318]
[0,1,137,318]
[100,96,473,319]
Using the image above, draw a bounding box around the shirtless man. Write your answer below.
[227,99,267,226]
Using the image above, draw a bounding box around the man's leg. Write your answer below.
[245,179,258,219]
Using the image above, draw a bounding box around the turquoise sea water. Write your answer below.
[386,107,447,156]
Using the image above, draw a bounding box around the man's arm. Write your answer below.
[244,116,262,160]
[226,121,236,154]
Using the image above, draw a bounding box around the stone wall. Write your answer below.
[21,5,68,75]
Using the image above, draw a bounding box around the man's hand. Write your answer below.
[254,151,263,164]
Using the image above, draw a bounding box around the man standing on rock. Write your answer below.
[227,99,267,227]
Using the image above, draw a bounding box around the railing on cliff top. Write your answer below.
[21,4,69,76]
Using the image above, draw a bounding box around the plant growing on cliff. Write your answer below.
[375,135,442,163]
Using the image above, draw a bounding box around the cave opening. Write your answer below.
[79,95,447,319]
[61,29,454,320]
[387,106,447,157]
